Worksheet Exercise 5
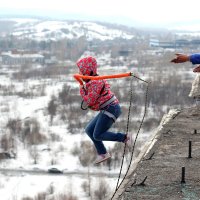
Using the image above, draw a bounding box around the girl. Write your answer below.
[76,56,130,164]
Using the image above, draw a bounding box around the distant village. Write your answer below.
[149,38,200,49]
[0,50,56,65]
[1,37,200,67]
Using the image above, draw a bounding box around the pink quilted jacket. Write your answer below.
[80,79,119,111]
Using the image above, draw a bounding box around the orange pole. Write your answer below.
[73,72,132,84]
[74,75,84,85]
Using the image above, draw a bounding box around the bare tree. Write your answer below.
[94,177,110,200]
[48,95,57,125]
[21,197,33,200]
[29,145,40,164]
[56,193,78,200]
[47,183,55,195]
[81,167,92,199]
[58,84,71,105]
[34,192,47,200]
[78,141,96,167]
[0,134,12,151]
[25,118,46,145]
[6,118,22,136]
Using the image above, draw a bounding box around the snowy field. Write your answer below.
[0,172,118,200]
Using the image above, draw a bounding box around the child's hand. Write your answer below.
[171,53,190,63]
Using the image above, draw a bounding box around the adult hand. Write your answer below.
[193,65,200,73]
[171,53,190,63]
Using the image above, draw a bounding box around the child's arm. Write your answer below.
[80,80,103,107]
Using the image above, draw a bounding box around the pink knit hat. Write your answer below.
[76,56,97,76]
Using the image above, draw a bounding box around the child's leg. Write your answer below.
[93,112,126,142]
[85,113,107,155]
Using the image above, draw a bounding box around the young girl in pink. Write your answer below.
[76,56,129,164]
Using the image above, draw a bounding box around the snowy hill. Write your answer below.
[0,18,135,41]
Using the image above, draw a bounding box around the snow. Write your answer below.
[0,174,83,200]
[0,171,118,200]
[3,18,135,41]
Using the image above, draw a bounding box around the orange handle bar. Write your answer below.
[73,72,132,84]
[74,75,84,85]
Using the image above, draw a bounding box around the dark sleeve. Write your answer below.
[190,54,200,64]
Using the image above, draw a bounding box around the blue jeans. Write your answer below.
[85,104,126,155]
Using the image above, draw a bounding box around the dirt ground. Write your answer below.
[114,107,200,200]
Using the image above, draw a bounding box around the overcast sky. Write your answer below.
[1,0,200,28]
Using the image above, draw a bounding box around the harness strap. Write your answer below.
[99,95,116,109]
[100,80,106,95]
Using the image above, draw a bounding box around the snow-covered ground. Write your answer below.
[0,171,119,200]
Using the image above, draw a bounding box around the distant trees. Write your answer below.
[1,118,22,153]
[0,80,46,98]
[81,178,92,198]
[148,72,192,106]
[25,118,46,145]
[47,84,84,133]
[78,141,95,167]
[82,175,111,200]
[0,117,47,163]
[0,134,13,151]
[58,84,71,105]
[6,118,22,135]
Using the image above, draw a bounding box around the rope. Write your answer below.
[111,75,149,200]
[115,74,134,191]
[81,100,88,110]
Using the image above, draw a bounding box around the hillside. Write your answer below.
[113,107,200,199]
[0,18,136,41]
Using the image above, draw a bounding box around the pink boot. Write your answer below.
[94,152,111,164]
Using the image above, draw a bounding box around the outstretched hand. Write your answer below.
[171,53,190,63]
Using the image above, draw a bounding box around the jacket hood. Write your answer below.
[76,56,97,76]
